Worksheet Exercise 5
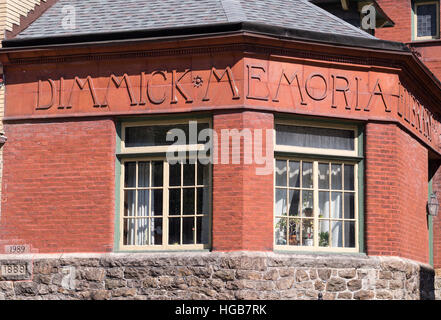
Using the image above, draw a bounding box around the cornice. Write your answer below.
[4,41,401,69]
[2,33,441,116]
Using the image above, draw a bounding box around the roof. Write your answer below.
[14,0,375,40]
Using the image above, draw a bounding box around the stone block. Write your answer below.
[326,278,346,292]
[338,269,356,279]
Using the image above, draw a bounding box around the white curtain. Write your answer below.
[331,193,342,247]
[137,190,149,245]
[319,192,342,247]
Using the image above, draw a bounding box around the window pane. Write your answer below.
[183,218,195,244]
[319,163,329,189]
[124,162,136,187]
[319,220,330,247]
[344,165,355,190]
[152,162,163,187]
[275,217,287,245]
[183,188,195,215]
[123,218,135,245]
[197,187,209,214]
[197,162,209,186]
[319,191,330,218]
[331,192,343,219]
[289,161,300,188]
[417,4,437,37]
[331,164,342,190]
[302,190,314,217]
[169,164,181,186]
[288,219,300,246]
[276,124,354,151]
[137,218,148,245]
[344,193,355,219]
[344,221,356,248]
[168,218,181,245]
[331,221,343,247]
[276,160,287,187]
[151,218,163,245]
[124,190,136,217]
[137,190,149,217]
[288,190,300,216]
[125,123,209,147]
[275,188,287,215]
[138,162,150,187]
[302,162,313,189]
[169,189,181,215]
[302,219,314,247]
[151,190,163,216]
[183,163,195,186]
[197,216,210,244]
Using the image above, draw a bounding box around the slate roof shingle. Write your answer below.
[16,0,375,40]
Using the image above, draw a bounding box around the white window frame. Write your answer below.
[274,119,359,158]
[274,121,360,253]
[413,0,440,41]
[121,118,210,154]
[119,119,212,251]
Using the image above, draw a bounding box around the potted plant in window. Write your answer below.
[319,231,329,247]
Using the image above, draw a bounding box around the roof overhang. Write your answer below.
[2,21,403,52]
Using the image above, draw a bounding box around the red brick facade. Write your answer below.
[375,0,413,43]
[365,122,429,263]
[0,113,432,262]
[0,119,115,253]
[375,0,441,81]
[0,21,439,268]
[431,165,441,268]
[212,111,274,251]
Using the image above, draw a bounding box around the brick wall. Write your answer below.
[0,0,49,238]
[0,119,115,253]
[375,0,413,43]
[365,122,429,264]
[212,111,274,251]
[431,162,441,269]
[375,0,441,80]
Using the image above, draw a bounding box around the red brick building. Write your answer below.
[0,0,440,300]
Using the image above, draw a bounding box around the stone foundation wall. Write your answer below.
[0,252,435,300]
[436,269,441,300]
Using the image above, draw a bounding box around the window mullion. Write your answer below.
[134,161,139,246]
[180,163,183,245]
[121,163,125,248]
[300,161,303,245]
[355,163,359,252]
[148,163,152,245]
[313,161,319,248]
[286,160,289,244]
[328,162,332,248]
[163,161,169,246]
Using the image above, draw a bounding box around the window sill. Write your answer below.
[115,248,211,254]
[273,250,366,257]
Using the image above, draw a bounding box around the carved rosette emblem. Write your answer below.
[193,75,204,88]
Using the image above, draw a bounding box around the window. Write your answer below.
[120,120,211,250]
[274,121,360,252]
[413,1,440,40]
[275,121,358,157]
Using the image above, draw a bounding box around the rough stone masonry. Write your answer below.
[0,252,437,300]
